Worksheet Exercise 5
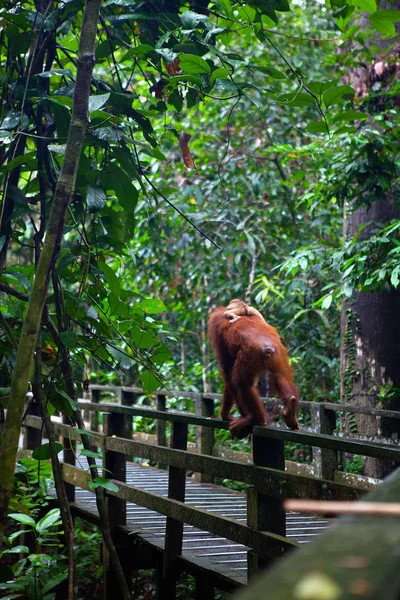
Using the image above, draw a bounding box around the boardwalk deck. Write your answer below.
[70,461,332,586]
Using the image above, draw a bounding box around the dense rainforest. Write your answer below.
[0,0,399,597]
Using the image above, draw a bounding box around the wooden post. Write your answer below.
[121,388,136,460]
[247,434,286,580]
[196,394,215,483]
[62,414,76,502]
[311,404,337,480]
[90,388,100,433]
[157,421,188,600]
[24,399,41,451]
[103,412,129,599]
[157,393,167,469]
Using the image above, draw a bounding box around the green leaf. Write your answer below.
[55,388,78,416]
[391,267,400,287]
[369,9,400,36]
[138,298,166,314]
[179,54,210,74]
[88,93,110,113]
[105,163,139,212]
[323,85,355,107]
[210,67,229,83]
[237,5,256,23]
[276,92,315,107]
[305,121,329,133]
[321,294,333,310]
[121,44,154,61]
[90,477,120,492]
[8,514,35,526]
[75,429,98,438]
[180,11,209,29]
[140,369,160,393]
[307,80,336,95]
[256,66,286,79]
[36,508,61,532]
[41,573,68,595]
[86,185,107,213]
[98,260,121,297]
[3,545,29,554]
[152,344,172,366]
[344,281,353,297]
[131,326,156,349]
[155,48,177,63]
[1,110,29,130]
[168,75,203,86]
[32,442,63,461]
[350,0,376,13]
[216,0,233,18]
[332,109,369,123]
[334,125,357,134]
[38,68,72,78]
[80,449,102,459]
[59,331,78,349]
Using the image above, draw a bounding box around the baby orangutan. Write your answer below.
[224,299,265,324]
[209,299,299,438]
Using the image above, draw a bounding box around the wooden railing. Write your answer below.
[83,385,400,484]
[21,386,400,599]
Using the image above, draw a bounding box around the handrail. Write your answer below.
[75,400,400,462]
[86,384,400,419]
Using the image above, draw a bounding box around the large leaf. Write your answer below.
[276,92,316,107]
[97,260,121,297]
[8,513,35,526]
[41,573,69,595]
[138,298,166,314]
[323,85,355,107]
[306,121,329,133]
[179,54,210,74]
[369,9,400,36]
[88,93,110,113]
[180,11,209,29]
[36,508,61,532]
[32,442,63,461]
[140,369,160,393]
[104,163,139,212]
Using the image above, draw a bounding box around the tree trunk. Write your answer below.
[339,2,400,479]
[341,200,400,478]
[0,0,102,550]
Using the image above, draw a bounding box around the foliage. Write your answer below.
[0,459,67,595]
[0,0,398,591]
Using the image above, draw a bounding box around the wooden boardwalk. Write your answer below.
[71,461,332,586]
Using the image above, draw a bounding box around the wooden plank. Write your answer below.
[105,437,365,501]
[77,400,227,429]
[234,469,400,600]
[253,426,400,461]
[61,463,297,560]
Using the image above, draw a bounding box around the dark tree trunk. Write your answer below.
[340,201,400,478]
[339,2,400,479]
